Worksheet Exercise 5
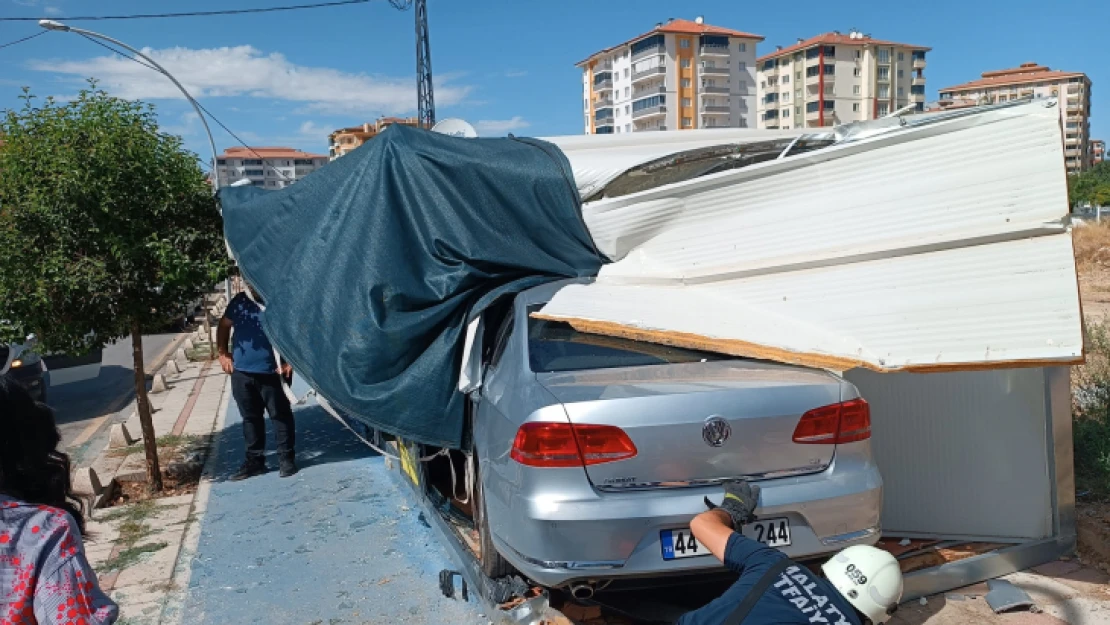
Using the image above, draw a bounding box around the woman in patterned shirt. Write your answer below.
[0,376,118,624]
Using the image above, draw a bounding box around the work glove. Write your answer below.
[704,480,760,529]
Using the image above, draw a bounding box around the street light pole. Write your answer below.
[39,20,220,189]
[40,19,228,350]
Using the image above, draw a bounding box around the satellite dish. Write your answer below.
[431,118,478,138]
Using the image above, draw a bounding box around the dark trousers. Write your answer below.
[231,371,295,461]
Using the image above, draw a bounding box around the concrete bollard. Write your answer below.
[163,359,181,375]
[72,467,103,497]
[175,347,188,362]
[150,373,168,394]
[183,338,195,351]
[109,423,137,448]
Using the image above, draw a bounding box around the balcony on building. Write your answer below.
[594,108,615,126]
[912,50,927,69]
[632,95,667,119]
[595,125,614,135]
[912,76,926,87]
[702,85,730,95]
[632,65,666,84]
[699,35,730,57]
[631,34,665,62]
[593,71,614,91]
[805,64,835,86]
[595,93,614,107]
[702,103,731,114]
[633,85,667,100]
[701,65,730,76]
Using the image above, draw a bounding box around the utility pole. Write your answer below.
[414,0,435,128]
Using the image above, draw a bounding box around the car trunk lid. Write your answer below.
[536,361,844,489]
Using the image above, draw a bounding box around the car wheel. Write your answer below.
[475,464,516,579]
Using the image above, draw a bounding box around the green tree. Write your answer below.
[0,83,228,491]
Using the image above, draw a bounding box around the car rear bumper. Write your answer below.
[490,446,882,588]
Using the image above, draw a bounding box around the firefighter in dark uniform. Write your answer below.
[676,481,904,625]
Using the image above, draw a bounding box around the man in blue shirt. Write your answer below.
[677,481,903,625]
[217,285,297,479]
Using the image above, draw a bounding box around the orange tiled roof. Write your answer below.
[577,18,763,66]
[221,146,326,159]
[939,63,1087,93]
[758,32,929,62]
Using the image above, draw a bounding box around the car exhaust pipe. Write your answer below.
[569,582,595,601]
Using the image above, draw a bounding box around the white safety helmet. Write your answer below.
[821,545,904,624]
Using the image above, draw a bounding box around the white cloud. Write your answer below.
[298,120,328,136]
[160,111,199,137]
[43,5,62,14]
[473,116,530,136]
[28,45,472,116]
[505,70,528,78]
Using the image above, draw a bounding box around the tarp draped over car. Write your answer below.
[220,126,604,448]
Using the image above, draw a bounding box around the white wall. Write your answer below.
[846,368,1054,540]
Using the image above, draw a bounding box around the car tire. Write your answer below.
[475,465,515,579]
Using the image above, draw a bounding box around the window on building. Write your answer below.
[853,67,861,77]
[824,84,833,95]
[252,180,265,187]
[910,85,925,95]
[783,109,790,118]
[782,75,789,84]
[877,49,890,63]
[680,39,690,48]
[783,91,790,101]
[912,50,926,61]
[624,87,630,97]
[632,95,666,112]
[682,117,692,127]
[823,64,834,75]
[625,105,630,114]
[898,52,904,61]
[855,50,862,59]
[625,124,631,132]
[915,102,925,112]
[681,58,692,68]
[294,159,315,166]
[897,87,904,96]
[738,79,746,90]
[216,158,227,165]
[739,42,747,52]
[853,85,861,95]
[682,78,691,88]
[623,68,629,78]
[878,102,889,116]
[243,159,263,166]
[806,65,820,78]
[738,61,747,70]
[878,66,890,80]
[244,169,265,176]
[897,69,904,78]
[682,97,692,107]
[853,103,860,112]
[878,85,890,98]
[616,109,621,118]
[762,59,777,71]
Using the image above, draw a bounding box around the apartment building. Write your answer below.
[576,17,763,134]
[756,31,928,130]
[328,117,421,160]
[1093,139,1105,166]
[938,63,1093,174]
[214,147,328,189]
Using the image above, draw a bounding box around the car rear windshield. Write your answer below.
[527,305,724,373]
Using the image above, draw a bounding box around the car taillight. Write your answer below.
[792,398,871,445]
[510,422,638,468]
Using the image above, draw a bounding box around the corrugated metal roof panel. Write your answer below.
[539,100,1083,371]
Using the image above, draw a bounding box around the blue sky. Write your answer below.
[1,0,1107,162]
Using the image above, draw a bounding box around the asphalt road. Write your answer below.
[52,331,184,465]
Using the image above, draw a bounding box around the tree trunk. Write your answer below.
[203,294,215,359]
[131,320,163,492]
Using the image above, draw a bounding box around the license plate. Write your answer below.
[744,517,792,547]
[661,517,792,560]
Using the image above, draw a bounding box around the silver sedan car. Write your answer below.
[466,280,882,593]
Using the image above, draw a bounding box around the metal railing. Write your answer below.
[631,66,666,82]
[699,44,729,56]
[702,86,729,94]
[632,104,667,119]
[701,105,731,113]
[633,86,667,99]
[701,66,730,76]
[632,44,665,62]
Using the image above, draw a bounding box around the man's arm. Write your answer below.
[217,315,234,374]
[690,509,783,574]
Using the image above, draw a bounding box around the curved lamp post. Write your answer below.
[38,19,220,189]
[40,19,231,346]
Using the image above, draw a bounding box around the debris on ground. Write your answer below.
[985,579,1036,613]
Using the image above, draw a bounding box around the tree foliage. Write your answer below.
[1070,161,1110,208]
[0,82,228,353]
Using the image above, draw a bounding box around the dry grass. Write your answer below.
[1074,222,1110,271]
